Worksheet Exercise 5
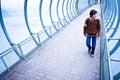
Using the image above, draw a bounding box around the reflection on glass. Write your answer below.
[68,0,73,19]
[1,0,30,43]
[0,24,11,53]
[51,0,59,22]
[58,0,64,19]
[42,0,52,26]
[71,0,76,17]
[27,0,43,33]
[64,0,68,17]
[78,0,88,10]
[111,61,120,79]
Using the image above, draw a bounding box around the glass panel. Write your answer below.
[0,59,6,74]
[38,32,48,43]
[71,0,76,17]
[74,0,78,16]
[89,0,96,5]
[108,40,118,51]
[1,0,30,44]
[111,47,120,60]
[111,61,120,79]
[0,24,11,53]
[42,0,52,26]
[64,0,70,22]
[112,27,120,39]
[27,0,43,33]
[20,38,37,55]
[106,29,114,38]
[68,0,72,19]
[51,0,64,30]
[51,0,59,22]
[58,0,64,19]
[58,0,66,25]
[105,23,112,28]
[3,51,20,68]
[64,0,68,17]
[78,0,88,10]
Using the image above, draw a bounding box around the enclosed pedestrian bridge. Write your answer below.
[0,0,120,80]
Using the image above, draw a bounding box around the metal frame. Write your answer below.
[39,0,51,37]
[0,2,13,46]
[73,0,78,17]
[69,0,74,19]
[49,0,58,31]
[56,0,64,27]
[0,1,22,59]
[110,0,119,38]
[63,0,69,24]
[0,0,94,79]
[66,0,72,21]
[24,0,39,46]
[100,3,113,79]
[106,0,116,33]
[75,0,79,15]
[62,0,68,24]
[104,0,114,27]
[101,0,120,80]
[72,0,77,17]
[68,0,73,20]
[60,0,66,26]
[109,39,120,55]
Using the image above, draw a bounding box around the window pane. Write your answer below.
[89,0,96,5]
[78,0,89,10]
[42,0,52,26]
[71,0,76,17]
[27,0,43,33]
[58,0,64,19]
[111,46,120,60]
[51,0,59,22]
[64,0,68,17]
[1,0,30,43]
[0,24,11,53]
[68,0,73,19]
[111,61,120,78]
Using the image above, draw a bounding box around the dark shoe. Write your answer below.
[90,52,94,57]
[88,48,91,53]
[90,54,94,57]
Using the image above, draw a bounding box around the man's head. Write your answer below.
[90,10,97,19]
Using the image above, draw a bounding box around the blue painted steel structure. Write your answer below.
[0,0,99,79]
[101,0,120,80]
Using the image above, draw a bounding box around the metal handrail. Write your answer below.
[111,59,120,62]
[0,3,92,79]
[101,0,120,80]
[101,2,113,79]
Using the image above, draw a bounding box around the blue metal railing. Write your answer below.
[100,4,112,80]
[0,0,97,79]
[101,0,120,80]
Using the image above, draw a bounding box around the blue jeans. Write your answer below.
[86,35,97,54]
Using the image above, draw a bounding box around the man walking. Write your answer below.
[84,10,101,57]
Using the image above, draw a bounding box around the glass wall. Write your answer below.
[0,0,96,78]
[0,24,11,54]
[51,0,59,22]
[42,0,52,26]
[78,0,89,10]
[101,0,120,80]
[1,0,30,44]
[27,0,43,32]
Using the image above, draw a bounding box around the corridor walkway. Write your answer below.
[5,5,101,80]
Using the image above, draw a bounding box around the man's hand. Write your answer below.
[98,34,100,37]
[97,34,100,39]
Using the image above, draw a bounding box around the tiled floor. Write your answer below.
[5,5,101,80]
